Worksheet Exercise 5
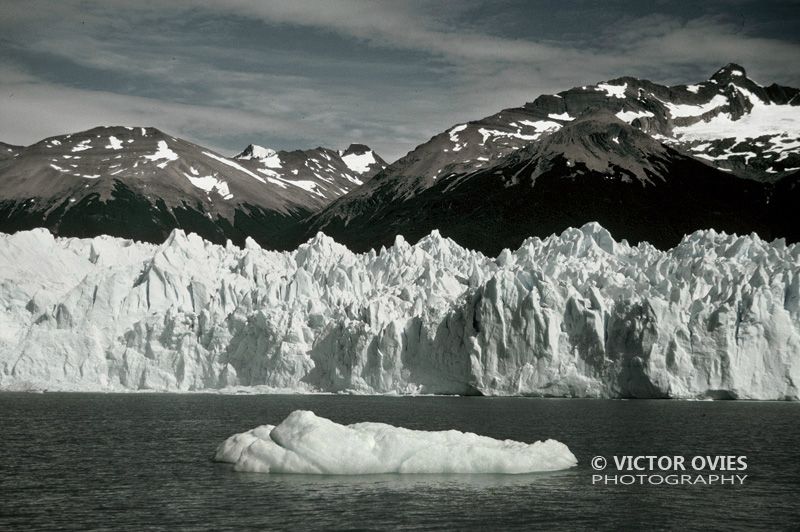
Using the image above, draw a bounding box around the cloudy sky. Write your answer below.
[1,0,799,161]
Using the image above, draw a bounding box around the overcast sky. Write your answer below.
[1,0,799,161]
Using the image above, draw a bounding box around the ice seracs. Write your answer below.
[214,410,578,474]
[0,223,798,399]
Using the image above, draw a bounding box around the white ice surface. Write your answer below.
[214,410,577,474]
[1,223,798,399]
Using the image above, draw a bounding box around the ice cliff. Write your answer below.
[215,410,577,474]
[0,223,798,399]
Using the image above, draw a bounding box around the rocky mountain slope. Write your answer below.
[233,143,385,210]
[0,127,384,248]
[1,224,797,399]
[0,142,21,161]
[309,64,800,253]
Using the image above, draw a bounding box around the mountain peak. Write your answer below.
[710,63,748,82]
[341,143,372,156]
[529,111,669,183]
[339,144,387,176]
[235,144,276,160]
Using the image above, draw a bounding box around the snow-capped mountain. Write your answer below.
[363,63,798,182]
[0,127,385,248]
[1,64,796,255]
[233,142,385,209]
[308,64,800,253]
[2,224,797,399]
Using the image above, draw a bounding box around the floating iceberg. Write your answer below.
[0,223,798,399]
[214,410,577,474]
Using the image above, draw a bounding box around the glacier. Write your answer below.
[0,223,798,399]
[214,410,577,474]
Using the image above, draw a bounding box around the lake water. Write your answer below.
[0,393,798,531]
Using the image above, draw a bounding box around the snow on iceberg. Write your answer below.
[0,223,798,399]
[214,410,577,474]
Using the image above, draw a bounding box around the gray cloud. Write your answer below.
[0,0,798,161]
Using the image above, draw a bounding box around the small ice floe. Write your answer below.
[214,410,577,474]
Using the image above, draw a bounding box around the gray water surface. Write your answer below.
[0,394,798,531]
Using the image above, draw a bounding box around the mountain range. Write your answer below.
[309,63,800,253]
[0,127,384,248]
[1,63,798,252]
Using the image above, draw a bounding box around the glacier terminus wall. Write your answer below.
[0,223,798,399]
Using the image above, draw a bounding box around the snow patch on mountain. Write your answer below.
[183,172,233,200]
[665,94,729,118]
[596,82,627,98]
[672,97,800,155]
[202,151,267,184]
[235,145,283,169]
[241,145,276,160]
[615,109,655,123]
[479,127,539,144]
[341,151,376,174]
[273,177,325,196]
[448,124,468,152]
[105,136,123,150]
[518,120,562,133]
[144,140,179,168]
[71,139,92,152]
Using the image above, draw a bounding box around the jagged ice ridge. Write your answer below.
[0,223,798,399]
